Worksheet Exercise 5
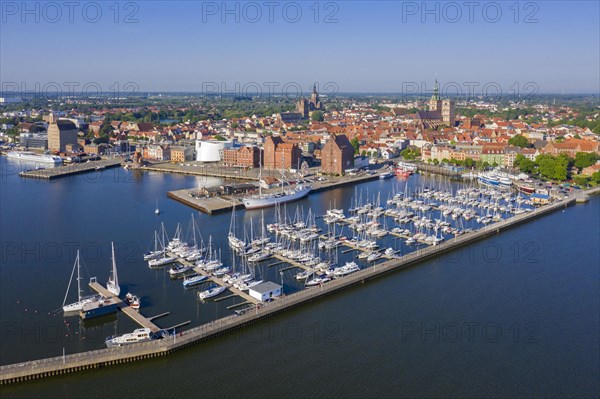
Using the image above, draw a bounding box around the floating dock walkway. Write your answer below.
[0,196,577,384]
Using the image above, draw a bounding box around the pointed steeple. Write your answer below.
[432,79,439,101]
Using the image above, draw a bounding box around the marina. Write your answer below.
[0,179,588,384]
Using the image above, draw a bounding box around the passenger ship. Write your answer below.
[242,184,311,210]
[7,151,63,165]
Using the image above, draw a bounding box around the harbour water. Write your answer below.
[1,156,598,397]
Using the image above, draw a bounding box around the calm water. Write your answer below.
[0,156,598,398]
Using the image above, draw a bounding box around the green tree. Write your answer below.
[514,154,536,174]
[591,171,600,185]
[214,135,226,141]
[350,138,360,154]
[574,152,598,171]
[573,175,590,187]
[508,134,529,148]
[311,111,324,122]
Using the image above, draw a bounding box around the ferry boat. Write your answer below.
[7,151,63,165]
[242,184,311,210]
[396,161,418,173]
[395,168,411,178]
[478,173,500,186]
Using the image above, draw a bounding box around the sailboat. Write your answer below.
[62,251,101,313]
[106,242,120,296]
[242,151,311,210]
[155,199,160,215]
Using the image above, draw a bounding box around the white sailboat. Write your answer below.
[106,242,120,296]
[155,199,160,215]
[62,251,101,313]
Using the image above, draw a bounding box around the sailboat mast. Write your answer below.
[76,251,82,301]
[111,242,118,288]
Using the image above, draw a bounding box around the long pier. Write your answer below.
[19,159,122,180]
[0,196,577,384]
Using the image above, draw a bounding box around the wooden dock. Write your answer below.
[88,282,161,333]
[173,255,260,305]
[0,197,576,385]
[19,159,122,180]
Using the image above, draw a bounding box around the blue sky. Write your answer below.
[1,1,599,94]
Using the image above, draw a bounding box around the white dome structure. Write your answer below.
[195,140,234,162]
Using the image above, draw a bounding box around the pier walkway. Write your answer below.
[174,256,260,305]
[88,282,161,333]
[19,159,121,180]
[0,196,575,384]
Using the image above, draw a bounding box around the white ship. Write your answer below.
[243,184,311,210]
[242,152,311,210]
[105,328,154,347]
[7,151,63,165]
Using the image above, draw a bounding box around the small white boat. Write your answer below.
[198,286,226,300]
[168,264,191,278]
[125,292,141,310]
[155,199,160,215]
[182,274,208,288]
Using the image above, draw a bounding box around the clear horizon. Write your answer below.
[1,1,599,94]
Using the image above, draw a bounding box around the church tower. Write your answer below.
[428,79,442,112]
[442,99,455,127]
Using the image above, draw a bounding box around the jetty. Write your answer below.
[167,172,381,214]
[88,282,162,333]
[0,196,578,384]
[19,159,121,180]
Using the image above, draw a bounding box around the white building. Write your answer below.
[195,139,234,162]
[248,281,282,302]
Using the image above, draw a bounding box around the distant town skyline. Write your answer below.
[1,1,598,94]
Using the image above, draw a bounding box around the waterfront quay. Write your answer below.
[0,195,578,385]
[141,161,261,181]
[18,159,122,180]
[167,171,382,214]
